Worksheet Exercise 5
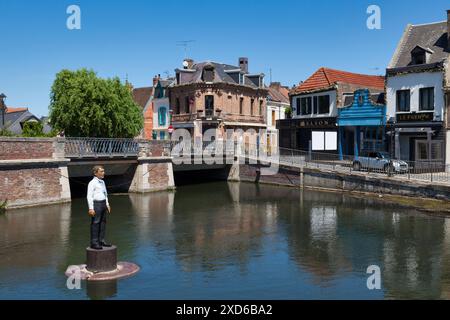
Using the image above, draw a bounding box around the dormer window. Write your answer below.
[411,46,433,65]
[202,66,215,82]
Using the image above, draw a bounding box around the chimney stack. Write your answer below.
[152,74,160,86]
[270,82,281,90]
[447,10,450,51]
[239,57,248,73]
[183,58,194,69]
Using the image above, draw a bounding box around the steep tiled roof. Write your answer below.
[267,83,290,104]
[132,87,153,109]
[6,107,28,113]
[388,21,449,69]
[291,67,385,94]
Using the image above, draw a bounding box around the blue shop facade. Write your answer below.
[337,89,387,160]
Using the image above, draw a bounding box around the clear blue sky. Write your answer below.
[1,0,449,117]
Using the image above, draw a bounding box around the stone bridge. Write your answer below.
[0,137,246,209]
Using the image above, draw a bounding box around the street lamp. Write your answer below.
[0,93,7,128]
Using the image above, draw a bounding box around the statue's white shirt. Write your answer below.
[87,176,109,210]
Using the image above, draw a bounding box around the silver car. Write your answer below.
[352,151,409,173]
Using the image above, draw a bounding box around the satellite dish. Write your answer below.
[183,60,189,68]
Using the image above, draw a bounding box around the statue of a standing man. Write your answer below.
[87,165,112,250]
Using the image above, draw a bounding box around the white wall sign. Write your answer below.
[312,131,337,151]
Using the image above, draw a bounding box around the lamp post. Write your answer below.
[0,93,6,128]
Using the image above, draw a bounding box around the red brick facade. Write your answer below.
[0,139,54,160]
[143,102,154,140]
[0,167,64,206]
[147,163,171,190]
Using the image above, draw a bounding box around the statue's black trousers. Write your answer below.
[91,200,107,246]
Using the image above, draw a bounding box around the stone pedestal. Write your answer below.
[86,246,117,272]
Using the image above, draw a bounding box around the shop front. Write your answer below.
[277,117,338,153]
[390,112,444,166]
[337,89,387,160]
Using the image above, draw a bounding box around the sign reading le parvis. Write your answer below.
[396,112,434,122]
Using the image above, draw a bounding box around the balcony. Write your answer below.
[197,107,221,119]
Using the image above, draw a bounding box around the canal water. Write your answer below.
[0,182,449,299]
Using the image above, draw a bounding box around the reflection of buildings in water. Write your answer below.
[392,212,400,226]
[128,192,175,245]
[173,197,269,275]
[227,182,240,203]
[0,202,72,270]
[381,215,446,299]
[281,202,351,285]
[263,203,278,233]
[440,219,450,299]
[310,206,337,241]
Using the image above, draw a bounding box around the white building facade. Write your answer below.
[386,11,450,165]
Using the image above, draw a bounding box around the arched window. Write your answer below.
[158,107,167,126]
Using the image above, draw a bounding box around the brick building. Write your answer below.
[169,57,268,144]
[132,86,153,139]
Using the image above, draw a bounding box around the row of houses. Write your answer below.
[0,96,52,135]
[277,10,450,166]
[132,58,290,147]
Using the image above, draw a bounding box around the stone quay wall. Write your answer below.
[0,138,70,210]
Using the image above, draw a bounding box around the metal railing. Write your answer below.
[169,140,237,157]
[64,137,449,184]
[64,137,140,158]
[262,145,450,184]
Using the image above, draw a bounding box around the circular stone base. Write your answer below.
[65,262,140,281]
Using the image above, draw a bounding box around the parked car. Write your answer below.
[352,151,409,173]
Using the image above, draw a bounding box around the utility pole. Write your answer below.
[0,93,6,128]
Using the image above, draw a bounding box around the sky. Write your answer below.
[0,0,449,117]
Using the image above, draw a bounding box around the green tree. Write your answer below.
[0,128,14,137]
[49,69,143,138]
[22,121,44,137]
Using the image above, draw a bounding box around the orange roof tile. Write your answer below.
[291,67,385,94]
[6,107,28,113]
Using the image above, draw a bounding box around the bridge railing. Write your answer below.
[64,137,140,158]
[168,140,239,157]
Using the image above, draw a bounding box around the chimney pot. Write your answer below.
[183,58,194,69]
[239,57,248,73]
[153,75,159,86]
[270,82,281,89]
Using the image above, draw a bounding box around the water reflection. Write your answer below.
[86,280,117,300]
[0,182,449,299]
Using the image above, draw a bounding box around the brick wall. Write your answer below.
[0,138,55,160]
[0,138,70,209]
[170,83,267,125]
[0,166,65,207]
[147,163,171,190]
[143,102,154,139]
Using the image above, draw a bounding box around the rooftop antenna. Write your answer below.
[370,67,382,75]
[269,68,272,83]
[164,70,170,79]
[176,40,196,58]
